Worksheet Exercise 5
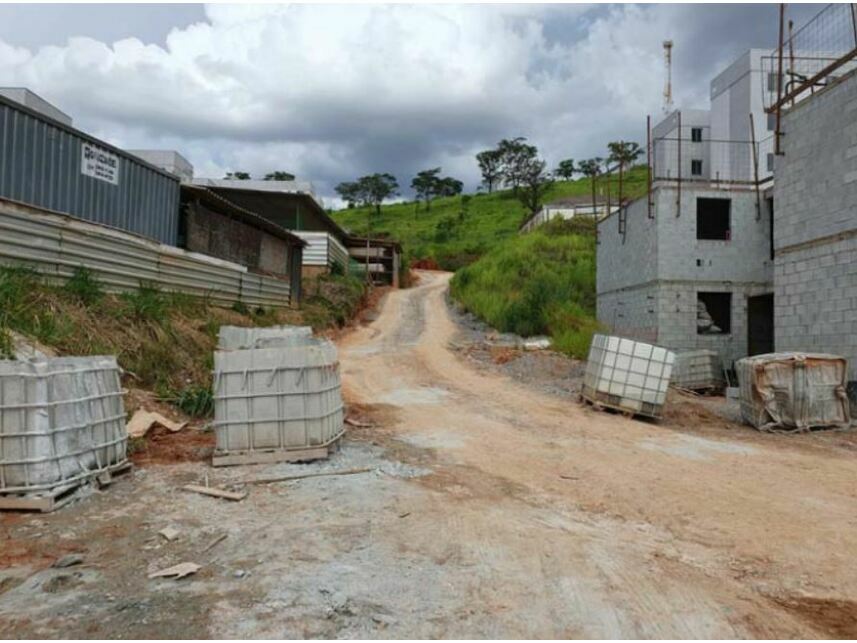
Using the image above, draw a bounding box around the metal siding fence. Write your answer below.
[295,231,331,266]
[0,97,180,245]
[294,231,349,269]
[0,199,291,309]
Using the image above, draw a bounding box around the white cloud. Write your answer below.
[0,3,796,201]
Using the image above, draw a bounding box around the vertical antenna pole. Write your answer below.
[775,3,785,155]
[676,110,682,217]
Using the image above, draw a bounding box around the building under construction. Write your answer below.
[597,3,857,402]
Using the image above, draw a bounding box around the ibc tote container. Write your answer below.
[212,337,344,466]
[736,352,851,431]
[581,334,675,419]
[0,356,128,509]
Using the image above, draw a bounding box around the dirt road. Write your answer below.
[2,270,856,637]
[339,270,857,638]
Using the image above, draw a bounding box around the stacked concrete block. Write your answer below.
[672,349,724,391]
[212,326,343,466]
[582,334,675,419]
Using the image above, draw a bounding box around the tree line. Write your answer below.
[223,170,296,181]
[329,137,644,222]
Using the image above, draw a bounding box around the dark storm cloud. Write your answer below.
[0,4,823,202]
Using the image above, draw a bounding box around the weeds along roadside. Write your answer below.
[0,265,367,418]
[449,217,601,359]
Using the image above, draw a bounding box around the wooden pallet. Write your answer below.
[579,392,662,421]
[212,438,341,468]
[0,461,133,513]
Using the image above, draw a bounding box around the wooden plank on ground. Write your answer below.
[182,485,247,501]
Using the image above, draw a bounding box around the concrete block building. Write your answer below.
[597,187,773,366]
[773,68,857,390]
[598,49,777,369]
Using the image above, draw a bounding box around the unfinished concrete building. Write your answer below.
[773,69,857,399]
[597,49,776,368]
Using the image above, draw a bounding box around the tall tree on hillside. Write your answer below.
[224,171,251,180]
[263,171,296,181]
[411,167,442,210]
[578,158,604,218]
[334,181,363,209]
[358,173,399,219]
[498,137,538,194]
[437,176,464,198]
[476,149,504,193]
[607,141,642,204]
[554,159,576,181]
[517,158,554,217]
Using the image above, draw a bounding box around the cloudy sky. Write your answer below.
[0,3,819,206]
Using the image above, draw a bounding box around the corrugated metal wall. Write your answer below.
[0,95,180,245]
[0,198,292,309]
[294,231,349,269]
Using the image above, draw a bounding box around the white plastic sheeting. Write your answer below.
[736,352,851,431]
[0,356,127,493]
[582,334,675,418]
[212,337,343,464]
[217,325,313,351]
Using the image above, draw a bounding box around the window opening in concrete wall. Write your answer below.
[697,292,731,334]
[691,159,703,176]
[767,112,776,131]
[691,127,703,142]
[696,198,731,240]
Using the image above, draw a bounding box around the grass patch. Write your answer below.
[0,265,368,414]
[332,165,647,270]
[450,219,600,359]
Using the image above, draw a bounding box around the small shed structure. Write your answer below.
[180,185,305,303]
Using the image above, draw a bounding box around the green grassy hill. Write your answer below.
[450,218,600,358]
[332,165,647,270]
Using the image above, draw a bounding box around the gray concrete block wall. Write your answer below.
[775,234,857,380]
[596,196,657,295]
[774,70,857,382]
[657,281,771,368]
[597,285,659,344]
[654,187,772,284]
[774,71,857,251]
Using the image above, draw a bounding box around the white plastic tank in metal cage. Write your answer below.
[581,334,675,419]
[736,352,851,431]
[217,325,313,351]
[0,356,128,509]
[212,337,344,466]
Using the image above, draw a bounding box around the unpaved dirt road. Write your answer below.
[2,270,857,638]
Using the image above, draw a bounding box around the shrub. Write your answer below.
[169,385,214,418]
[66,266,104,305]
[121,284,168,322]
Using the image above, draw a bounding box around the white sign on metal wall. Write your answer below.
[81,143,119,185]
